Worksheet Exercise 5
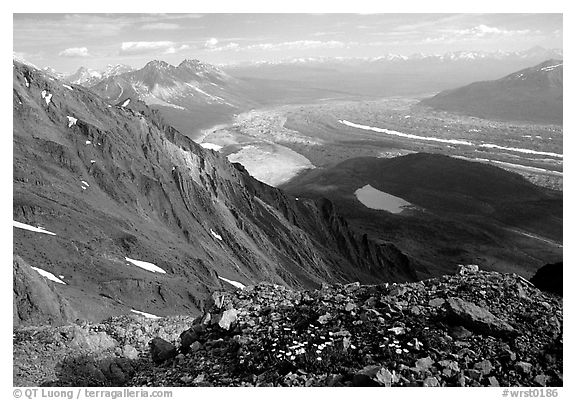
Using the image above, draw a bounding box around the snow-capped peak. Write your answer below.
[66,66,102,85]
[178,59,224,75]
[144,60,174,71]
[102,64,134,78]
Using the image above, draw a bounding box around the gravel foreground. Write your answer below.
[14,269,562,387]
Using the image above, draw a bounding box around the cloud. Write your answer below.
[204,38,219,48]
[58,47,91,57]
[311,31,342,37]
[447,25,530,38]
[421,25,533,45]
[203,40,349,53]
[120,41,189,55]
[244,40,346,51]
[164,44,190,54]
[139,23,180,30]
[206,42,240,52]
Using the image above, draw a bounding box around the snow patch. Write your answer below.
[218,276,246,290]
[121,98,131,107]
[13,220,56,236]
[479,144,562,159]
[30,267,66,285]
[200,142,223,152]
[125,257,166,274]
[41,90,53,105]
[338,120,561,159]
[66,116,77,127]
[210,229,223,241]
[131,309,161,319]
[540,63,562,72]
[339,119,473,146]
[81,180,89,187]
[453,156,563,176]
[24,78,29,87]
[63,84,73,91]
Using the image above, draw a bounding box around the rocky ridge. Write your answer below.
[13,268,562,387]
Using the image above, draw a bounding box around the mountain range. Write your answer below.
[88,59,260,139]
[421,59,563,124]
[227,46,562,67]
[32,46,563,137]
[224,46,563,99]
[65,64,135,86]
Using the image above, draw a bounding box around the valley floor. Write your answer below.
[196,97,562,278]
[199,97,563,191]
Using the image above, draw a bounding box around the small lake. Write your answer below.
[354,184,413,213]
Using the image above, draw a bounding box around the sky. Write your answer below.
[13,13,563,73]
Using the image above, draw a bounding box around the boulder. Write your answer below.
[180,325,204,353]
[458,264,480,275]
[423,376,440,387]
[447,297,516,337]
[122,344,139,360]
[474,360,493,375]
[218,308,239,330]
[488,376,500,386]
[69,327,117,352]
[149,337,177,364]
[515,361,533,375]
[352,365,380,387]
[375,367,399,387]
[414,356,434,372]
[530,262,562,296]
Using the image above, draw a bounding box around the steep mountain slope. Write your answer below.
[13,256,78,327]
[421,59,563,124]
[281,153,562,278]
[90,60,256,139]
[13,61,416,325]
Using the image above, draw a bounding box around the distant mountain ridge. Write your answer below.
[88,59,257,138]
[65,64,135,86]
[420,59,563,124]
[226,46,563,67]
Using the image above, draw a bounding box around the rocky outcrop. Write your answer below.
[13,315,196,386]
[13,255,78,327]
[446,297,516,338]
[13,269,562,387]
[149,338,177,364]
[530,262,562,296]
[132,269,559,387]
